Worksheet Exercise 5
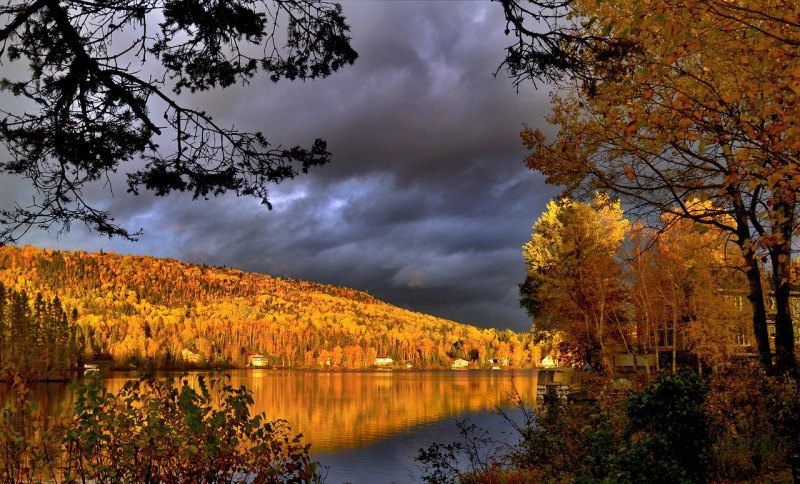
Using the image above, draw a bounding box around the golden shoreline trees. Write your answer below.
[522,195,757,374]
[521,194,628,371]
[0,283,84,380]
[0,245,537,373]
[505,0,800,374]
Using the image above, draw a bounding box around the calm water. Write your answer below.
[3,369,541,483]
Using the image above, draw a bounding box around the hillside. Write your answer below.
[0,245,537,371]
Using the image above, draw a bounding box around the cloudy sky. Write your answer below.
[8,1,559,332]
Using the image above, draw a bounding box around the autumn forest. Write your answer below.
[0,245,539,378]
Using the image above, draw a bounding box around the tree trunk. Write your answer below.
[742,253,774,373]
[769,201,798,376]
[672,310,677,375]
[731,193,774,374]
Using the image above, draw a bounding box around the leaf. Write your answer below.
[624,166,636,181]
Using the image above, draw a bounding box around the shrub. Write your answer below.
[0,374,319,483]
[705,365,792,480]
[620,370,713,483]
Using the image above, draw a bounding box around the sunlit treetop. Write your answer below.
[523,193,628,274]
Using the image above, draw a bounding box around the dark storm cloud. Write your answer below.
[16,1,559,332]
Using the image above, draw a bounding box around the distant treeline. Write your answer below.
[0,245,537,373]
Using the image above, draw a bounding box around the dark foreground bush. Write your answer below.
[419,369,796,483]
[618,370,713,483]
[0,374,319,483]
[706,364,800,481]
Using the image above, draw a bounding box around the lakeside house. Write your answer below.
[451,358,469,369]
[181,348,202,364]
[249,354,268,367]
[374,356,393,366]
[541,355,557,367]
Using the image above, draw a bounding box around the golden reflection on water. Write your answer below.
[223,369,539,452]
[6,369,540,453]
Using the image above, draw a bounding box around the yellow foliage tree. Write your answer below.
[521,194,629,371]
[627,205,751,373]
[515,0,800,374]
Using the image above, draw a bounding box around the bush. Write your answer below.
[418,390,627,483]
[705,365,792,480]
[620,370,713,483]
[0,374,319,483]
[421,368,800,483]
[418,370,718,483]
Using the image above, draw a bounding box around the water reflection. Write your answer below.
[2,369,539,454]
[220,370,539,452]
[317,408,527,484]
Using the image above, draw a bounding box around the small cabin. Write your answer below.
[541,355,557,367]
[249,354,268,367]
[451,358,469,369]
[181,348,202,363]
[374,356,393,366]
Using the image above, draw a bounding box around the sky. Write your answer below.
[5,1,560,332]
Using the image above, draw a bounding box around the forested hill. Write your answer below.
[0,245,537,372]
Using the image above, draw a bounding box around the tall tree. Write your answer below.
[509,0,800,375]
[0,0,357,242]
[521,194,629,371]
[627,207,750,373]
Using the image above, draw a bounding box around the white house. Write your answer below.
[541,355,557,368]
[181,348,202,363]
[249,354,268,367]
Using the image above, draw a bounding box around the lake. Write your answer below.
[3,369,542,483]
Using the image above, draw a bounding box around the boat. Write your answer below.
[82,363,100,374]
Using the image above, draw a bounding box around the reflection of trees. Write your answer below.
[95,370,539,452]
[5,370,541,453]
[0,377,76,416]
[228,370,540,452]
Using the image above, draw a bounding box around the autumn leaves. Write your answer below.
[518,0,800,375]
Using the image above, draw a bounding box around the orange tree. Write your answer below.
[626,207,750,374]
[521,194,629,371]
[504,0,800,375]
